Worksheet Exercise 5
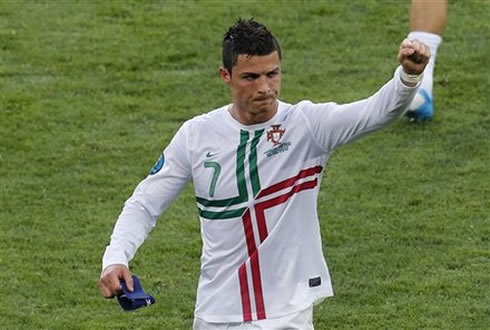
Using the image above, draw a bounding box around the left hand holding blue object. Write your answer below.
[117,275,155,311]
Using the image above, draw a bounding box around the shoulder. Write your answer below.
[180,104,229,132]
[281,100,338,119]
[295,100,337,110]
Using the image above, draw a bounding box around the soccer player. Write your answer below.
[98,18,430,329]
[406,0,447,121]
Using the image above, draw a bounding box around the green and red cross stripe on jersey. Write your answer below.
[196,129,323,322]
[196,129,263,218]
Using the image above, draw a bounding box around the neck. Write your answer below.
[229,101,278,126]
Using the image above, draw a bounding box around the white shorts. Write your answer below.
[193,305,314,330]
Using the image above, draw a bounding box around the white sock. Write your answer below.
[407,31,442,96]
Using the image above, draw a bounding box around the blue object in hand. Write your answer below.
[117,275,155,311]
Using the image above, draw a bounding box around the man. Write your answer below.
[406,0,447,121]
[98,18,430,329]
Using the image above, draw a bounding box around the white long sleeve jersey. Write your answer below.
[103,67,418,322]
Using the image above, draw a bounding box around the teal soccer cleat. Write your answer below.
[406,89,433,121]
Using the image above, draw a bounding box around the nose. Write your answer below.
[257,75,271,95]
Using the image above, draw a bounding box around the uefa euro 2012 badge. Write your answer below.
[149,153,165,175]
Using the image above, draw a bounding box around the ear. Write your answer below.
[219,67,231,84]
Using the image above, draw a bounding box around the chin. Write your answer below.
[253,104,274,114]
[255,99,276,109]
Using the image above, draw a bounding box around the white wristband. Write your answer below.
[400,70,424,84]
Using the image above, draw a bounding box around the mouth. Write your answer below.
[253,96,273,102]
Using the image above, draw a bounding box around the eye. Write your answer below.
[243,75,257,81]
[267,71,279,78]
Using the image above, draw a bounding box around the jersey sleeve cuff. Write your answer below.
[102,246,129,271]
[395,65,422,91]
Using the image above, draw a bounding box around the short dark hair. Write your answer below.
[222,18,282,73]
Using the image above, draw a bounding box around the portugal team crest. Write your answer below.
[267,125,285,146]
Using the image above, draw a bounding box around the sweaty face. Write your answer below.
[220,51,281,125]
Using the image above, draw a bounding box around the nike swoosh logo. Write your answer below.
[206,152,217,158]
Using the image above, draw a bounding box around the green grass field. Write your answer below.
[1,0,489,329]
